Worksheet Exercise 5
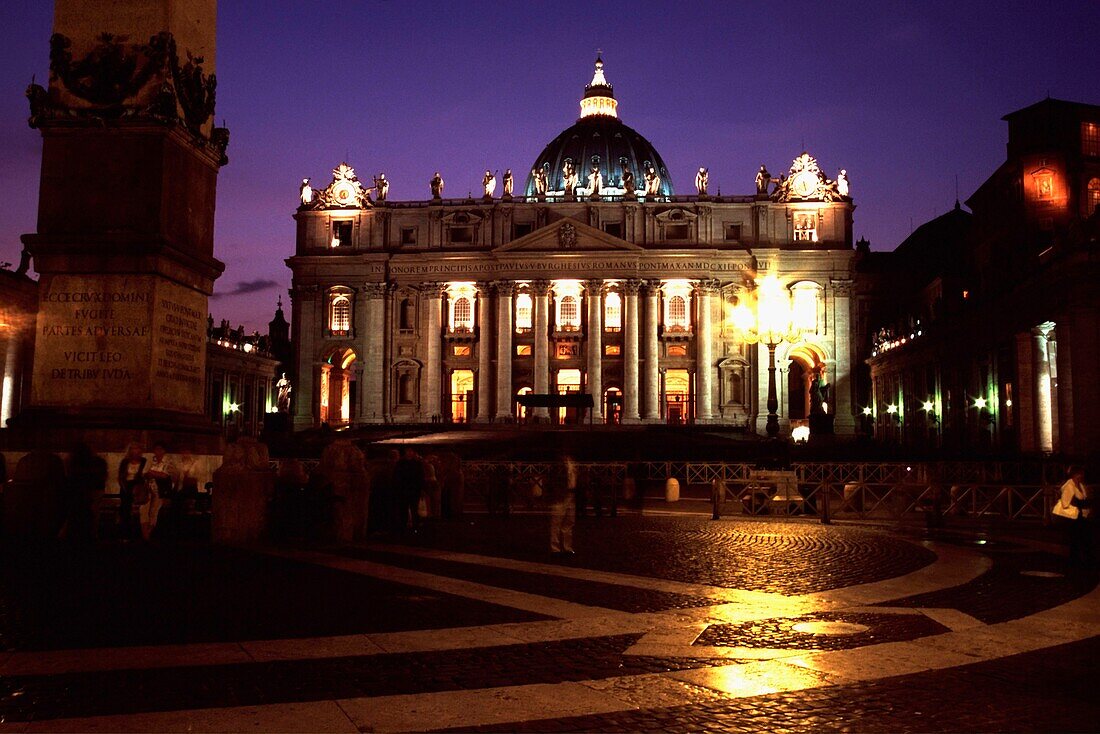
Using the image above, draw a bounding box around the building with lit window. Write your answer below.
[866,98,1100,459]
[287,58,858,433]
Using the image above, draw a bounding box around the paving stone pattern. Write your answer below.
[0,634,722,723]
[0,543,545,652]
[452,636,1100,733]
[387,515,936,594]
[694,611,951,651]
[345,548,717,613]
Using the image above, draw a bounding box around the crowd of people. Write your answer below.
[114,443,205,542]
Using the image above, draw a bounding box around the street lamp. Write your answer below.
[730,275,801,438]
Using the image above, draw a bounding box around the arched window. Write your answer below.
[790,282,822,334]
[399,298,415,330]
[1088,177,1100,214]
[560,295,579,330]
[668,295,686,325]
[515,293,533,331]
[330,295,351,333]
[453,297,472,330]
[604,291,621,330]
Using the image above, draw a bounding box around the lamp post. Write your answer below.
[729,275,800,439]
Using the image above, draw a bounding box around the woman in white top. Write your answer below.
[1055,466,1092,567]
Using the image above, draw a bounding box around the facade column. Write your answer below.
[532,280,551,421]
[1034,326,1055,453]
[585,279,604,420]
[421,282,443,422]
[830,279,856,434]
[475,282,494,422]
[622,279,641,422]
[694,280,716,423]
[642,280,661,421]
[291,285,321,430]
[360,282,387,423]
[494,281,515,420]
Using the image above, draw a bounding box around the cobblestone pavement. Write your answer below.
[0,514,1096,732]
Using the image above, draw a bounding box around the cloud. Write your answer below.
[211,279,279,299]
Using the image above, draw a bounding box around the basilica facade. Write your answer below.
[286,59,858,435]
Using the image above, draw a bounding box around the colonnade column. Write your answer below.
[494,281,514,420]
[622,279,641,422]
[1034,325,1055,453]
[694,280,715,423]
[585,279,603,421]
[532,280,551,421]
[422,282,443,422]
[291,284,320,429]
[830,279,855,434]
[360,282,387,423]
[475,282,493,422]
[642,280,661,421]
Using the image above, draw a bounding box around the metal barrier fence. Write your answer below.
[460,461,628,514]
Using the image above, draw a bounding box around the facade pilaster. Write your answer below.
[830,278,855,434]
[421,282,444,422]
[694,280,717,422]
[475,282,494,422]
[291,284,320,429]
[360,282,387,423]
[532,280,551,421]
[622,279,641,422]
[642,280,661,421]
[585,279,604,420]
[494,281,515,420]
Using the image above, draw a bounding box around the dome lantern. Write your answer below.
[580,55,618,119]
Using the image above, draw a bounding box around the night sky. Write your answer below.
[1,1,1097,332]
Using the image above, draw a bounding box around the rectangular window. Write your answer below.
[604,345,621,356]
[556,343,579,358]
[602,222,623,238]
[452,345,471,357]
[1083,121,1100,157]
[793,213,817,242]
[664,223,690,240]
[400,227,417,245]
[667,344,687,357]
[332,220,353,247]
[513,223,534,239]
[724,223,742,241]
[449,226,474,244]
[515,344,532,356]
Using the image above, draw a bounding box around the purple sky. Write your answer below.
[2,2,1098,332]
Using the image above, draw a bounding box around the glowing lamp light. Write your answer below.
[228,402,240,413]
[330,236,341,248]
[921,400,935,412]
[886,404,898,414]
[973,397,987,410]
[861,406,872,416]
[821,401,828,414]
[1006,399,1013,407]
[791,425,810,443]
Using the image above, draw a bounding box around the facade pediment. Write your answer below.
[495,217,642,253]
[440,210,484,226]
[653,207,698,224]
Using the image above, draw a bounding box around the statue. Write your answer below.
[482,169,497,198]
[430,171,444,198]
[276,373,292,412]
[25,80,49,128]
[502,169,513,198]
[373,173,389,201]
[643,163,661,196]
[836,169,849,197]
[622,168,636,198]
[299,178,313,206]
[562,159,578,196]
[587,164,602,197]
[695,167,709,196]
[755,165,771,195]
[532,166,548,196]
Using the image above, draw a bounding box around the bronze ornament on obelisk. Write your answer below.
[15,0,226,449]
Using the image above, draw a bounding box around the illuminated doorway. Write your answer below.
[604,387,622,424]
[556,369,582,424]
[450,369,474,423]
[322,347,357,426]
[665,369,690,425]
[516,386,532,422]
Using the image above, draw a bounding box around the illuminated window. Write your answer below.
[604,292,622,330]
[605,345,621,356]
[516,344,532,356]
[332,220,352,247]
[667,344,688,357]
[790,282,822,333]
[793,212,817,242]
[1083,122,1100,157]
[452,345,471,357]
[560,296,579,330]
[515,293,533,331]
[453,297,472,330]
[668,295,686,325]
[330,295,351,333]
[1088,178,1100,214]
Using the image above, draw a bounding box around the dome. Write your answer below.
[524,57,674,198]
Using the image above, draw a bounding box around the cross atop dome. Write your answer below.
[580,55,618,119]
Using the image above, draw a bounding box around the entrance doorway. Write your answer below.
[604,387,622,424]
[665,369,691,424]
[321,347,358,426]
[450,369,474,423]
[516,386,532,422]
[555,369,582,424]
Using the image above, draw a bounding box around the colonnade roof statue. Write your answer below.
[523,56,675,199]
